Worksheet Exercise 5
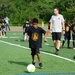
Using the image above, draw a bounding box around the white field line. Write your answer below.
[2,36,20,39]
[0,40,75,63]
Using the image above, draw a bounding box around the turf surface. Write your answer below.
[0,32,75,75]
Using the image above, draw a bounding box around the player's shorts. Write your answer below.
[52,32,61,40]
[72,34,75,40]
[1,28,6,32]
[31,47,40,56]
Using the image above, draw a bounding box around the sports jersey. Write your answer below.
[27,26,46,48]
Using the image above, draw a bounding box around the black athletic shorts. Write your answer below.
[31,47,40,56]
[52,32,61,40]
[72,34,75,40]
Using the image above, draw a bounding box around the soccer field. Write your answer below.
[0,32,75,75]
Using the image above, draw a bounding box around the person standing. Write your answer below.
[4,16,10,31]
[62,19,71,48]
[49,8,65,55]
[23,19,31,41]
[0,18,6,36]
[71,18,75,49]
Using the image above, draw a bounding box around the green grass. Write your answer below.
[0,32,75,75]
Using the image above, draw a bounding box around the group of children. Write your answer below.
[62,18,75,49]
[0,16,10,38]
[23,17,75,68]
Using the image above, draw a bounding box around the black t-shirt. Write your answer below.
[23,22,30,32]
[65,23,71,36]
[71,23,75,34]
[0,20,6,28]
[27,26,46,48]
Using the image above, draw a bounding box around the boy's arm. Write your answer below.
[41,28,47,42]
[44,32,47,42]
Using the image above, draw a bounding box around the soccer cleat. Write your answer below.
[55,51,59,55]
[39,63,43,69]
[32,61,35,66]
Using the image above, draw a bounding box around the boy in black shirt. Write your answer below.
[26,18,47,69]
[62,19,71,48]
[71,18,75,49]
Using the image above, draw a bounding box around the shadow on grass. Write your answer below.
[8,61,30,67]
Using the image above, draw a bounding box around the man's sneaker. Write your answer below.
[39,63,43,69]
[32,62,35,66]
[55,51,59,55]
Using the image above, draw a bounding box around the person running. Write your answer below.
[62,19,71,48]
[0,18,6,36]
[4,16,10,31]
[23,19,31,41]
[26,18,47,68]
[49,8,65,55]
[71,18,75,49]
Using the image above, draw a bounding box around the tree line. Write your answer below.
[0,0,75,25]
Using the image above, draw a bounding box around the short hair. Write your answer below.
[32,18,38,23]
[54,7,59,11]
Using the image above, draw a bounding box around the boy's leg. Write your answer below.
[62,36,66,47]
[4,28,6,36]
[23,33,27,41]
[62,40,65,47]
[67,38,70,48]
[8,24,10,30]
[6,25,7,31]
[31,48,36,65]
[37,53,41,63]
[72,35,75,49]
[36,48,43,68]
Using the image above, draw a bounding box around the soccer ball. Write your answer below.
[27,64,36,73]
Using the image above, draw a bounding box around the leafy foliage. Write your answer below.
[0,0,75,24]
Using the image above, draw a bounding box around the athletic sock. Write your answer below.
[56,48,59,51]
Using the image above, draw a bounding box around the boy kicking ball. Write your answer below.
[26,18,47,69]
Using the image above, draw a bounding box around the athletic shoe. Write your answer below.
[55,51,59,55]
[32,61,35,66]
[73,48,75,50]
[39,63,43,69]
[68,47,71,49]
